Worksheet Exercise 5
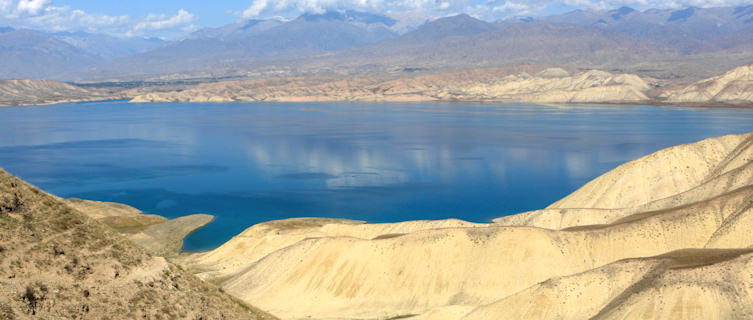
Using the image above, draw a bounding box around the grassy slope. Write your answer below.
[0,169,277,320]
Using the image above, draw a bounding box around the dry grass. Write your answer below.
[0,169,277,319]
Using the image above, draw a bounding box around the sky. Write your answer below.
[1,0,752,38]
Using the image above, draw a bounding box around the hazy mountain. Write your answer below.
[28,5,753,81]
[52,31,164,60]
[0,27,163,79]
[324,16,676,72]
[188,19,286,40]
[387,13,498,45]
[81,10,400,79]
[239,11,397,53]
[530,5,753,53]
[0,29,103,79]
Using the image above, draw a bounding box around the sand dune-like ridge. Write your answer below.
[174,132,753,319]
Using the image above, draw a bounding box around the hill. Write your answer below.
[175,132,753,319]
[662,62,753,105]
[0,79,119,106]
[129,67,652,104]
[0,169,275,319]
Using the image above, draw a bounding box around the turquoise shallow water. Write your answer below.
[1,101,752,251]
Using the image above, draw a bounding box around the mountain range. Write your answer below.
[2,5,753,82]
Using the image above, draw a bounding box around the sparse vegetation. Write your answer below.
[0,170,277,319]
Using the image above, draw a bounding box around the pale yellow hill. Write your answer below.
[494,138,753,229]
[461,249,753,320]
[447,69,650,103]
[175,131,753,320]
[547,132,753,210]
[0,79,114,106]
[216,181,753,319]
[664,63,753,105]
[130,67,651,104]
[178,218,484,283]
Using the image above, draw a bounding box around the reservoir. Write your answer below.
[1,101,752,250]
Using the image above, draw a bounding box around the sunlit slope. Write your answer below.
[129,68,651,104]
[665,63,753,105]
[0,79,111,106]
[175,131,753,319]
[548,132,753,209]
[0,169,275,319]
[495,132,753,230]
[177,218,484,283]
[461,249,753,320]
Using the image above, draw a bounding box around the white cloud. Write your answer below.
[492,1,536,16]
[239,0,485,19]
[16,0,49,15]
[1,0,751,38]
[0,0,197,38]
[238,0,753,21]
[130,9,197,36]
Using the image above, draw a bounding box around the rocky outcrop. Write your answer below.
[130,68,652,104]
[174,132,753,319]
[664,63,753,105]
[0,170,275,319]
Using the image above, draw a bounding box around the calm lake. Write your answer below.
[1,101,753,251]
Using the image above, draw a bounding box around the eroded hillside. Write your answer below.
[663,63,753,105]
[175,132,753,319]
[129,67,654,104]
[0,79,118,106]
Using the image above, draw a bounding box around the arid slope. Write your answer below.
[130,68,652,104]
[0,170,275,319]
[664,62,753,105]
[0,79,115,106]
[177,132,753,320]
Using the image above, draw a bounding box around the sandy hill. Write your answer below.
[0,79,115,107]
[663,62,753,105]
[129,67,651,104]
[0,170,275,319]
[175,132,753,319]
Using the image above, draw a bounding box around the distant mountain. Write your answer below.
[188,19,286,40]
[329,17,676,72]
[530,5,753,53]
[0,27,163,79]
[17,5,753,82]
[52,32,164,60]
[388,13,498,45]
[0,29,103,79]
[81,10,400,80]
[240,10,397,52]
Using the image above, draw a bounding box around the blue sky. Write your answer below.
[1,0,751,38]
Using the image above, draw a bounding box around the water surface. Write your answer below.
[1,101,752,251]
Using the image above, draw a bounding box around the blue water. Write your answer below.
[1,101,752,251]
